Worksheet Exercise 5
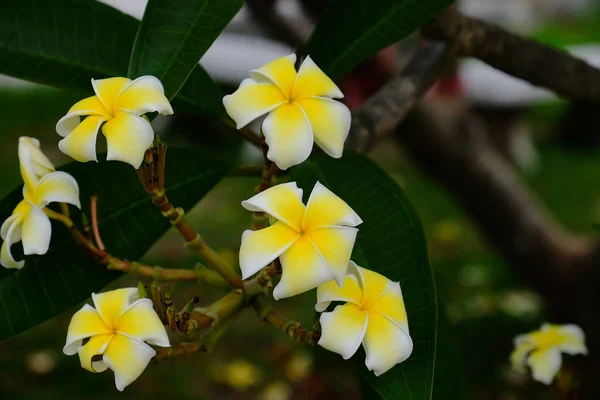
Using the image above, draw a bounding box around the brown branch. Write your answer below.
[422,8,600,102]
[347,39,450,152]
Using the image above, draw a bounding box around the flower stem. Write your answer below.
[150,188,242,288]
[243,259,281,296]
[251,295,320,346]
[138,143,243,289]
[251,135,279,231]
[90,195,105,251]
[106,258,229,287]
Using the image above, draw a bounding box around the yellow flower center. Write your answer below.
[531,329,562,349]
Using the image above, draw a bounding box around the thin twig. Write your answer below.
[90,195,105,251]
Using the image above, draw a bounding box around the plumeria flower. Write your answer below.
[18,137,55,179]
[510,323,587,384]
[56,76,173,169]
[63,288,170,391]
[223,54,351,170]
[240,181,362,299]
[316,262,413,376]
[1,137,80,269]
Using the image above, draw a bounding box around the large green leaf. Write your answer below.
[0,0,223,115]
[292,151,437,399]
[432,307,469,400]
[306,0,455,78]
[129,0,244,99]
[0,148,231,342]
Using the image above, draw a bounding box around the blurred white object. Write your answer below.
[460,0,594,32]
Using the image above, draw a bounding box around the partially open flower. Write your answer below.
[240,181,362,299]
[1,137,80,269]
[56,76,173,168]
[223,54,350,170]
[63,288,170,391]
[511,323,587,385]
[316,262,413,376]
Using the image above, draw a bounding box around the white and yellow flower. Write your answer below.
[56,76,173,168]
[63,288,170,391]
[223,54,351,170]
[316,262,413,376]
[240,181,362,299]
[510,323,587,384]
[1,137,80,269]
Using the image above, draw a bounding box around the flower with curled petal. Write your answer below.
[510,323,587,385]
[56,76,173,168]
[63,288,170,391]
[223,54,350,170]
[316,262,413,376]
[240,181,362,299]
[1,137,80,269]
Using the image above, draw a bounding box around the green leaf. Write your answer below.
[306,0,455,78]
[0,148,231,342]
[292,151,437,400]
[129,0,244,99]
[0,0,223,115]
[432,307,470,400]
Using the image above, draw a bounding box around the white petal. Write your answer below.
[239,223,300,279]
[527,348,562,385]
[510,336,535,372]
[58,116,103,163]
[34,171,81,209]
[102,111,155,169]
[295,97,350,158]
[241,182,305,231]
[19,137,55,177]
[115,299,170,347]
[303,182,362,231]
[56,95,109,137]
[21,207,51,256]
[349,263,391,306]
[273,235,332,300]
[223,78,287,129]
[1,213,21,241]
[91,77,131,113]
[315,273,362,312]
[18,137,41,189]
[63,304,112,355]
[103,333,156,391]
[368,282,409,332]
[362,313,413,376]
[0,215,25,269]
[249,54,297,98]
[115,76,173,115]
[92,288,139,328]
[555,324,588,355]
[262,103,313,170]
[77,333,113,373]
[318,304,367,359]
[308,226,357,286]
[292,56,344,99]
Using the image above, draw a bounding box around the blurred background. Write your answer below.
[1,0,600,398]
